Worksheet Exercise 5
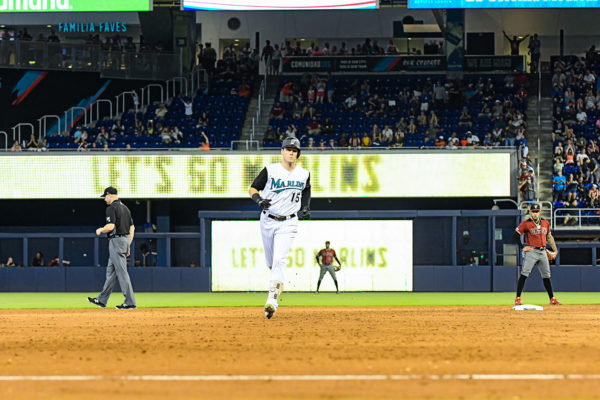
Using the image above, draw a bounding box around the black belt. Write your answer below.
[264,211,296,221]
[111,234,128,238]
[533,246,546,251]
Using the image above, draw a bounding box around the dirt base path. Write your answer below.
[1,306,600,399]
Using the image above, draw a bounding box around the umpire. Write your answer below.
[88,186,137,310]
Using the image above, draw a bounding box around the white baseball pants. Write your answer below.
[259,211,298,284]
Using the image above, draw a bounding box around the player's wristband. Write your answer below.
[251,193,262,205]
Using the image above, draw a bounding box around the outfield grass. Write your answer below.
[0,292,598,309]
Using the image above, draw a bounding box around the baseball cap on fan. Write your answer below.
[100,186,118,198]
[530,203,541,211]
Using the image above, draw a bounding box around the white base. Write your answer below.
[513,304,544,311]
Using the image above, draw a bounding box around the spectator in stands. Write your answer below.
[318,139,326,149]
[203,42,217,74]
[238,82,251,98]
[338,133,348,147]
[1,257,16,267]
[11,140,22,152]
[48,256,70,267]
[307,137,315,149]
[553,169,566,201]
[566,173,579,202]
[199,131,210,151]
[564,199,579,226]
[95,130,108,149]
[344,94,357,110]
[261,40,273,74]
[382,124,393,144]
[349,132,360,147]
[307,117,321,135]
[362,132,372,147]
[520,176,535,201]
[458,107,472,127]
[25,133,40,150]
[183,98,193,118]
[31,252,44,267]
[269,101,285,121]
[197,112,209,129]
[327,138,336,149]
[588,184,600,208]
[284,124,297,138]
[436,135,446,147]
[155,104,168,120]
[503,31,529,56]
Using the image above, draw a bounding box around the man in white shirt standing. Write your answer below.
[249,137,312,319]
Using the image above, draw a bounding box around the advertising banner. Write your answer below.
[410,0,600,8]
[183,0,377,10]
[211,220,413,292]
[281,56,446,73]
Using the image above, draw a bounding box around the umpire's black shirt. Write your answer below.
[106,200,133,238]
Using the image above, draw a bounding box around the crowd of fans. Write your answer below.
[265,71,530,153]
[552,55,600,225]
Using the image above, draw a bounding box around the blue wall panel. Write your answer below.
[493,267,518,292]
[434,267,463,291]
[0,269,9,291]
[129,269,153,292]
[35,268,66,292]
[463,266,491,291]
[413,266,434,291]
[552,267,581,292]
[181,268,209,292]
[8,269,36,291]
[66,268,96,292]
[581,267,600,291]
[153,269,181,291]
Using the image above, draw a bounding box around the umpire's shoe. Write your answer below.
[116,304,137,310]
[87,297,106,308]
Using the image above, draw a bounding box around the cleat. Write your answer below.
[514,297,522,306]
[550,297,562,305]
[336,291,340,294]
[264,303,276,319]
[315,290,319,294]
[88,297,106,308]
[115,304,137,310]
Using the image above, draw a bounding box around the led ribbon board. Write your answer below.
[182,0,377,10]
[0,152,512,199]
[211,220,413,291]
[0,0,152,12]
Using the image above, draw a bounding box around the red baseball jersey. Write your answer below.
[516,218,550,247]
[317,249,337,265]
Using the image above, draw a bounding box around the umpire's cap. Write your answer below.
[530,203,541,211]
[282,136,301,158]
[100,186,118,198]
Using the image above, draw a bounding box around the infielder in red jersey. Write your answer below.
[513,203,562,306]
[315,241,342,294]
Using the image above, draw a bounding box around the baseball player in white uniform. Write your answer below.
[249,137,311,319]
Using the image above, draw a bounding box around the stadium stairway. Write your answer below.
[239,78,279,145]
[526,94,554,203]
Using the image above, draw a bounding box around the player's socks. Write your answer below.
[542,278,554,298]
[516,274,527,297]
[316,280,322,291]
[334,280,339,291]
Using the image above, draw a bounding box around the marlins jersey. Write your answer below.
[251,162,311,217]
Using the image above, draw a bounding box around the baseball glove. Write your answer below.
[334,266,341,271]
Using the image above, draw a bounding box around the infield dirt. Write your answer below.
[1,305,599,399]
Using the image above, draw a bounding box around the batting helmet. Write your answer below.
[281,137,301,158]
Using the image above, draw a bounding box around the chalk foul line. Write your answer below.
[0,374,600,382]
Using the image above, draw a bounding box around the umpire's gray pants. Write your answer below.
[97,237,136,306]
[521,248,551,279]
[319,263,338,282]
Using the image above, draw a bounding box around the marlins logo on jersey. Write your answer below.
[256,163,310,216]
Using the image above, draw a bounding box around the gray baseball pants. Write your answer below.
[521,248,551,279]
[319,263,338,282]
[97,236,136,306]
